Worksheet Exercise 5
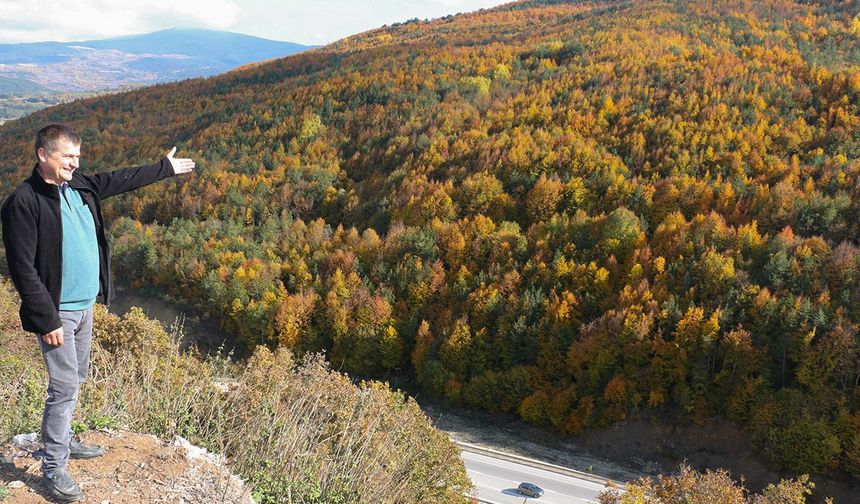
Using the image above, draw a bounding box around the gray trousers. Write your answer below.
[38,306,94,476]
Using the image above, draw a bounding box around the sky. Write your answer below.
[0,0,507,45]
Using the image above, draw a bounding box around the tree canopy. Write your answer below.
[2,0,860,478]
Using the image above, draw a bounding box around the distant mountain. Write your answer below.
[0,42,74,65]
[0,28,315,92]
[81,28,311,67]
[0,76,48,94]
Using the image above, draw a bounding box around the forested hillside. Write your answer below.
[1,0,860,478]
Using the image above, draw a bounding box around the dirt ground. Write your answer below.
[423,404,860,503]
[0,430,252,504]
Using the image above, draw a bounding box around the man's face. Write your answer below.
[37,139,80,185]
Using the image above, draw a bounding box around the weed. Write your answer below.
[71,421,87,435]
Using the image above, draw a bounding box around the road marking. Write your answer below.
[466,467,600,503]
[463,448,610,504]
[457,441,615,485]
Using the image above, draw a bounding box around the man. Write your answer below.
[1,124,195,502]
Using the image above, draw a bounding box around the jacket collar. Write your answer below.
[27,164,89,198]
[27,164,60,199]
[67,172,89,191]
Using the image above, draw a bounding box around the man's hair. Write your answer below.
[35,124,81,159]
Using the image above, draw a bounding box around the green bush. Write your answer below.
[772,417,842,474]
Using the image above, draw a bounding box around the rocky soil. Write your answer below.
[0,430,253,503]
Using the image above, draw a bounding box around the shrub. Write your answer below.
[771,417,842,474]
[597,465,818,504]
[0,282,470,504]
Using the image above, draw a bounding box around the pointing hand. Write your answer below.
[166,146,195,175]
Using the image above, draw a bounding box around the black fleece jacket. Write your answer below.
[1,158,175,335]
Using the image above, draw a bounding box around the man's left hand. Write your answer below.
[166,147,195,175]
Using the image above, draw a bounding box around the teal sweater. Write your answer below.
[59,184,99,310]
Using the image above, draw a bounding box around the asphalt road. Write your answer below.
[462,450,609,504]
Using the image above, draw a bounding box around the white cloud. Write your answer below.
[0,0,240,43]
[233,0,505,44]
[0,0,505,45]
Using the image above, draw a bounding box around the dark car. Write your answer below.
[517,482,545,498]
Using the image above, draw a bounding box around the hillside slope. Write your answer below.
[0,279,469,504]
[1,0,859,485]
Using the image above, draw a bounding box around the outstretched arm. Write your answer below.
[87,147,196,200]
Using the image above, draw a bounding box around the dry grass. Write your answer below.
[0,280,469,503]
